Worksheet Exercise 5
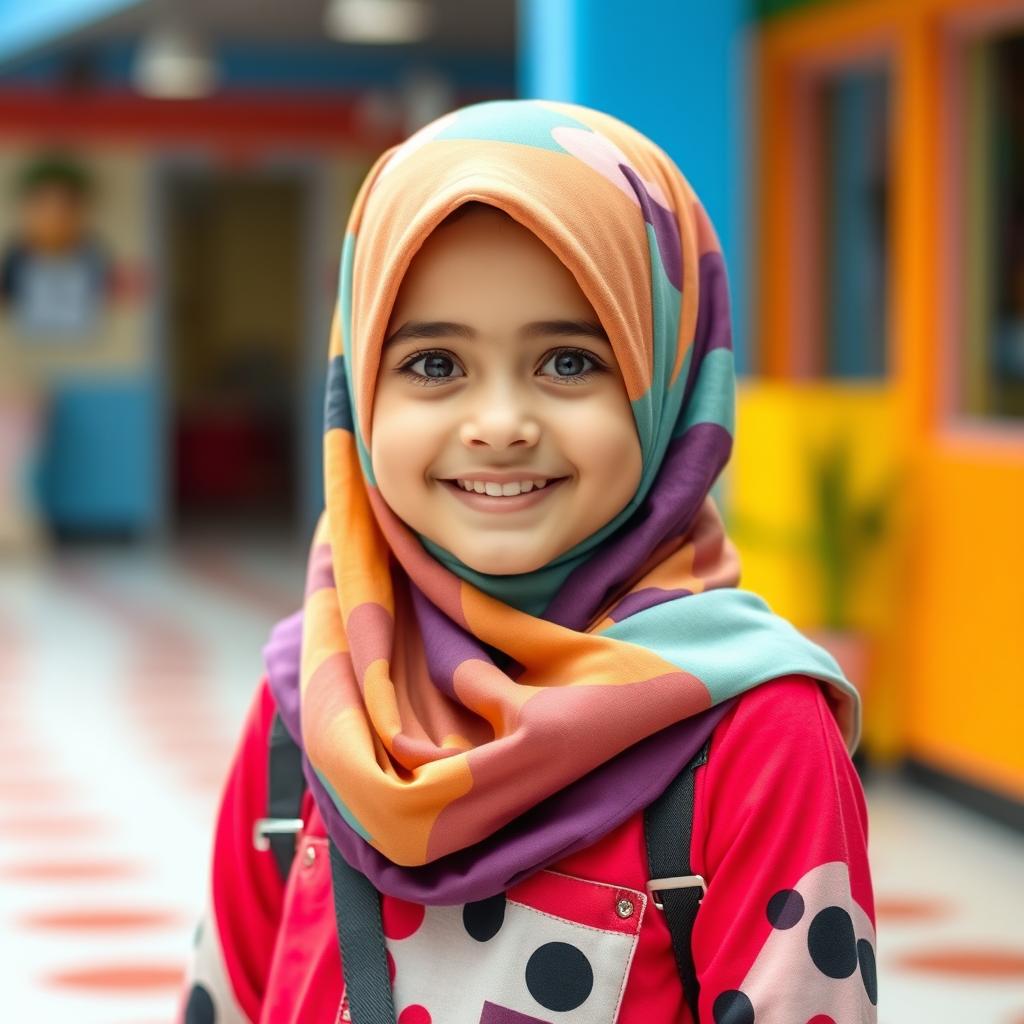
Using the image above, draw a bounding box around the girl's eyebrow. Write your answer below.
[384,319,610,346]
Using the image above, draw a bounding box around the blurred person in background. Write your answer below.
[0,152,111,338]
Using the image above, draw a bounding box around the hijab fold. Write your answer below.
[263,99,861,905]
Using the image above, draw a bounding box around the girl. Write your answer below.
[178,98,877,1024]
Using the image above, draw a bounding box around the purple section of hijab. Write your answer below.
[263,610,734,905]
[543,422,731,631]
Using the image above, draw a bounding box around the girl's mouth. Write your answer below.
[439,477,570,513]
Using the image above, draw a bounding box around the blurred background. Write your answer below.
[0,0,1021,1020]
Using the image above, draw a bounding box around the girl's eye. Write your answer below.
[539,348,605,383]
[397,351,466,386]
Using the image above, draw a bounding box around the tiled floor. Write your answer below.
[1,543,1022,1022]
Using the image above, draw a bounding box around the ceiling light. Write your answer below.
[133,23,217,99]
[324,0,432,45]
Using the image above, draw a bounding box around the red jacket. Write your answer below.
[177,673,877,1023]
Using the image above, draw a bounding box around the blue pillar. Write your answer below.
[518,0,752,373]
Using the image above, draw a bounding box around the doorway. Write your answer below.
[164,169,305,535]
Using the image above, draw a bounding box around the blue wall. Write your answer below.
[518,0,752,372]
[0,0,141,65]
[41,376,162,532]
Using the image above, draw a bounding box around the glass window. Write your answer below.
[814,65,890,379]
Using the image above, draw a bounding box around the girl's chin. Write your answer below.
[447,543,555,576]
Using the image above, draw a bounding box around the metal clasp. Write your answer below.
[252,817,304,852]
[646,874,707,911]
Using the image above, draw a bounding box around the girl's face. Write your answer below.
[371,205,642,575]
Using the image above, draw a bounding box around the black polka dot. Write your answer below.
[807,905,858,979]
[463,892,506,942]
[185,982,216,1024]
[712,989,754,1024]
[858,938,878,1005]
[525,941,593,1012]
[766,888,805,929]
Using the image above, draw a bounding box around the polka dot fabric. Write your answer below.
[381,868,645,1022]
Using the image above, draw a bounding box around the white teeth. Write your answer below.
[454,478,550,496]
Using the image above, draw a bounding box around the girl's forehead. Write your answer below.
[406,203,543,266]
[389,206,597,315]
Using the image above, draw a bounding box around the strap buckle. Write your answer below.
[646,874,707,911]
[253,817,304,852]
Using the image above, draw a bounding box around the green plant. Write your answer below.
[808,433,896,630]
[724,431,900,629]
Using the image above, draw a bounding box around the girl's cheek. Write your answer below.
[557,401,632,447]
[569,411,641,489]
[374,408,448,485]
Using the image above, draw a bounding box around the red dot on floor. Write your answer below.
[182,765,232,784]
[150,735,228,754]
[0,859,144,882]
[382,897,425,940]
[807,1016,836,1024]
[397,1005,431,1024]
[386,949,396,984]
[0,747,48,764]
[43,963,185,992]
[2,814,107,839]
[179,768,230,795]
[894,948,1024,978]
[0,779,70,800]
[17,908,186,932]
[875,897,950,922]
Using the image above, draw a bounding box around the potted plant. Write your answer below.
[801,432,897,705]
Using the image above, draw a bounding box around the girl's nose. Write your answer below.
[458,393,541,450]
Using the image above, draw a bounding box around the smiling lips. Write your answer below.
[440,476,569,512]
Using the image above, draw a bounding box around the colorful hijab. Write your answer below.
[264,98,861,906]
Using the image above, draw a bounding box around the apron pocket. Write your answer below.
[384,868,647,1024]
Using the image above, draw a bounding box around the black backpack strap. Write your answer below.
[329,840,397,1024]
[252,711,306,880]
[258,708,395,1020]
[643,736,712,1022]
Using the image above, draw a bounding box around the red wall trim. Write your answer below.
[0,88,410,150]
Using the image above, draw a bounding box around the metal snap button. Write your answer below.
[615,896,635,919]
[303,843,317,867]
